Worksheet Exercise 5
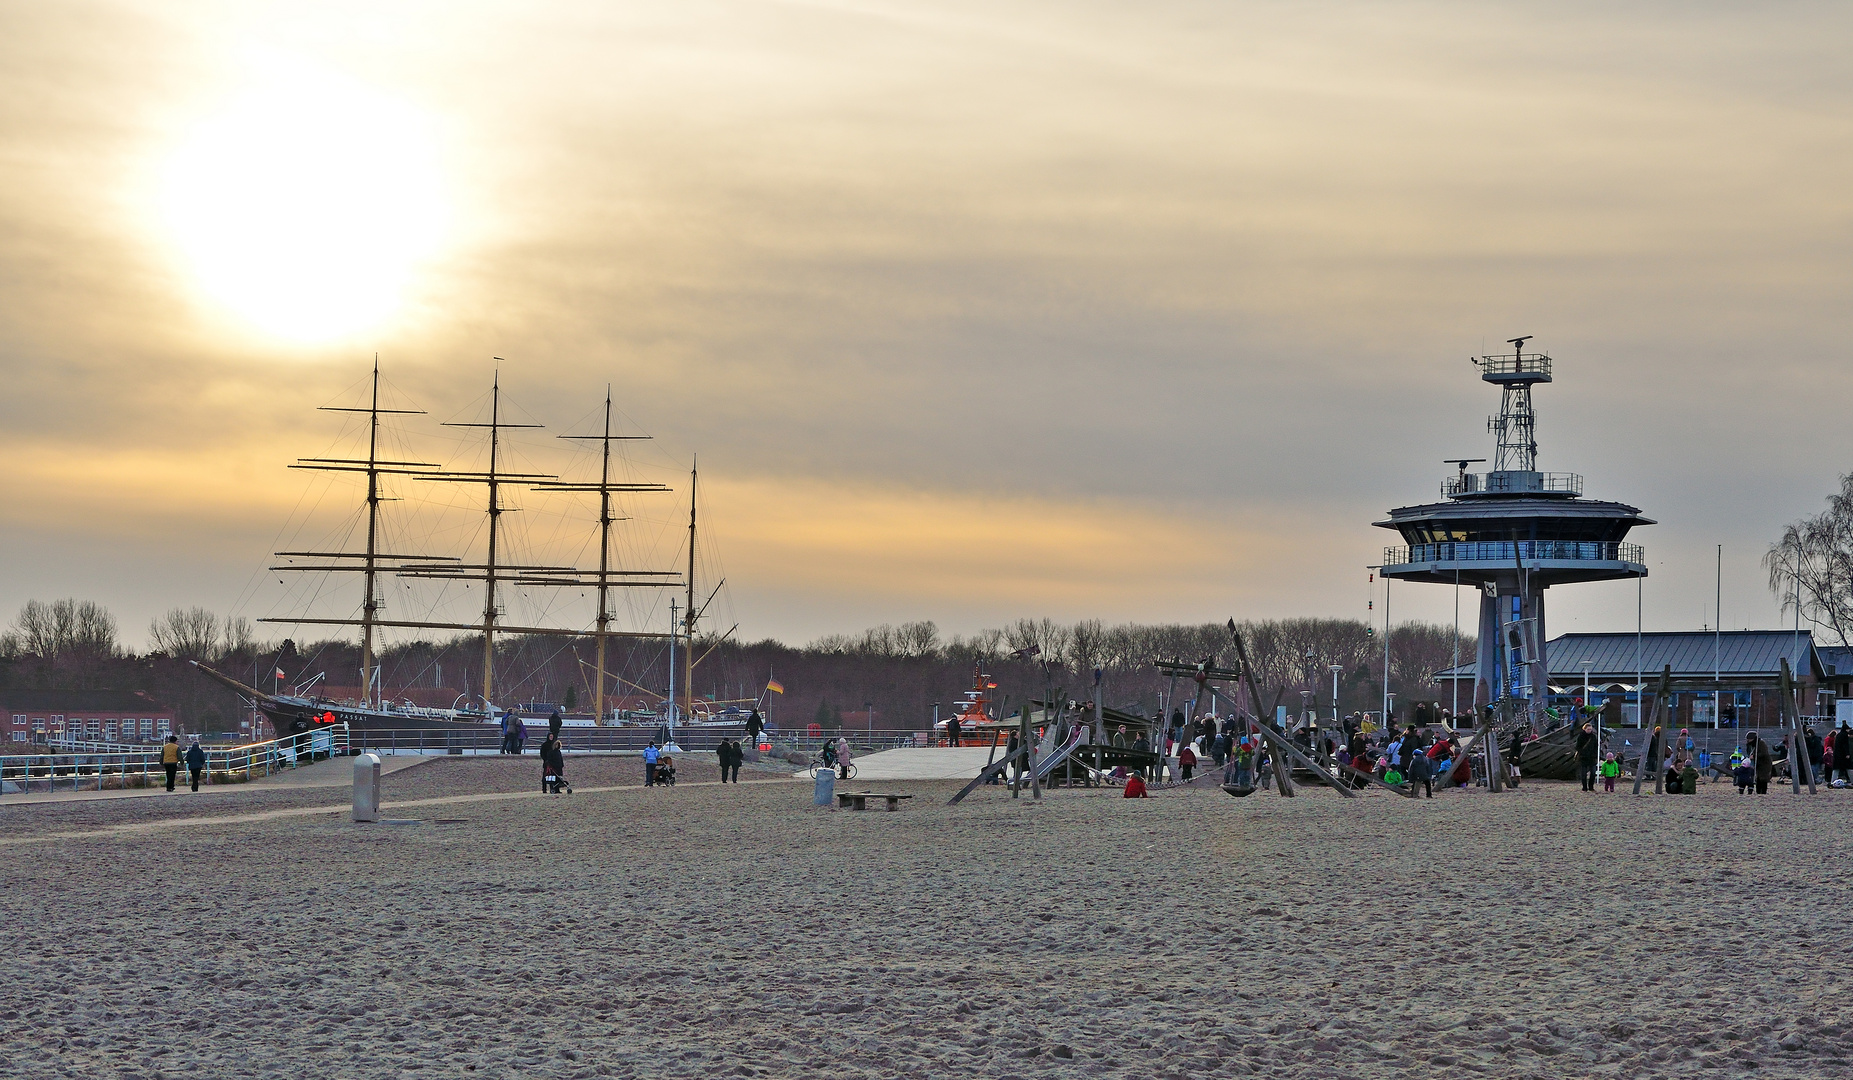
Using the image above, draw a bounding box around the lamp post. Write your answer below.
[1581,659,1596,759]
[865,701,873,737]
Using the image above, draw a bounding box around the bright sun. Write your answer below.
[161,68,449,344]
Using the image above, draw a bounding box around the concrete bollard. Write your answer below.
[353,753,382,822]
[813,767,835,806]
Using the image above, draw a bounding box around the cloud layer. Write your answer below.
[2,1,1850,648]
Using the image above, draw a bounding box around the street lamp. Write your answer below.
[865,701,873,736]
[1331,665,1344,730]
[1581,660,1596,758]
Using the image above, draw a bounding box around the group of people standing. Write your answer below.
[1574,719,1853,795]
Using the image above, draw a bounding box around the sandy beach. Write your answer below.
[1,757,1849,1079]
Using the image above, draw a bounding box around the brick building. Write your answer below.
[0,689,176,743]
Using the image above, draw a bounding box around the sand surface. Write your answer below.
[1,760,1849,1079]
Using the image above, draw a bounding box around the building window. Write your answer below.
[157,719,171,736]
[103,720,118,739]
[140,719,153,738]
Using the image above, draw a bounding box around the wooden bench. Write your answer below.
[835,791,914,812]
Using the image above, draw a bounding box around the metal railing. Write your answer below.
[343,727,917,756]
[1386,540,1643,566]
[2,725,348,796]
[1443,471,1582,497]
[1477,352,1552,380]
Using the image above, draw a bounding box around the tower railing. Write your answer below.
[1443,472,1582,497]
[1477,352,1552,381]
[1385,541,1643,566]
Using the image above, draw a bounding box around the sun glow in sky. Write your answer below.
[4,2,1853,648]
[159,64,449,344]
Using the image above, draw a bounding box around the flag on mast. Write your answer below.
[766,679,785,695]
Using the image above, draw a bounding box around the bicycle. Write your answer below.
[810,755,856,780]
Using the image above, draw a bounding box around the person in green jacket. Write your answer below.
[1680,760,1699,795]
[1599,752,1621,793]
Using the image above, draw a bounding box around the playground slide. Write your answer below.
[1029,725,1091,782]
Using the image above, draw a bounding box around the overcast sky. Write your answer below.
[3,1,1850,650]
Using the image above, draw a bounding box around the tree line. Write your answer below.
[2,599,1474,733]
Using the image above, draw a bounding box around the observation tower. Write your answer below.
[1374,337,1653,727]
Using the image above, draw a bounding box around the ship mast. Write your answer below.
[408,370,560,714]
[532,387,675,723]
[268,358,448,709]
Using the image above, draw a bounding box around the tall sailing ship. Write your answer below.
[193,362,732,737]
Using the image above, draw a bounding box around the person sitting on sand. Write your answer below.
[1600,752,1620,792]
[1731,751,1751,794]
[1664,759,1683,794]
[1680,759,1699,795]
[655,753,676,786]
[1122,772,1148,798]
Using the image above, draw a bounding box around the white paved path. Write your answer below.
[797,746,998,780]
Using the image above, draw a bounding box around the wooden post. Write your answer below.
[1780,658,1816,795]
[1246,720,1352,798]
[1227,624,1293,796]
[1633,665,1672,795]
[1029,701,1043,800]
[1484,720,1504,793]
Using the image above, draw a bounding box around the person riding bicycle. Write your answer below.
[820,741,839,769]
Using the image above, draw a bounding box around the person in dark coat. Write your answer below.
[1747,732,1773,795]
[1803,727,1825,785]
[549,711,563,739]
[745,710,764,744]
[1507,728,1525,788]
[185,740,207,792]
[1574,722,1599,792]
[1407,745,1434,798]
[947,713,962,747]
[540,732,566,793]
[1834,723,1853,785]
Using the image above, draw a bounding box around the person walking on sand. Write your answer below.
[1408,743,1434,798]
[947,712,961,747]
[835,737,852,781]
[1747,732,1773,795]
[499,710,517,755]
[515,715,530,755]
[161,734,181,792]
[1600,752,1620,792]
[746,710,764,747]
[644,742,660,787]
[1574,722,1598,791]
[185,740,207,792]
[1834,723,1853,786]
[1178,743,1197,782]
[540,731,566,793]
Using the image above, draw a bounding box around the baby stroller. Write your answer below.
[543,769,572,795]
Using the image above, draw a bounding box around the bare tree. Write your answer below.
[150,607,222,662]
[1766,473,1853,646]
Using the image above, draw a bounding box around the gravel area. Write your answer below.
[1,762,1849,1079]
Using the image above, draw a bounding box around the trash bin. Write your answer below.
[353,753,382,822]
[813,767,835,807]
